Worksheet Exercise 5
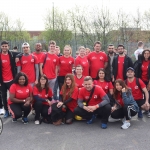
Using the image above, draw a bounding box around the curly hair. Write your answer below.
[14,72,28,86]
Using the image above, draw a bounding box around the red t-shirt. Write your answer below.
[116,56,125,80]
[78,86,106,106]
[87,51,108,78]
[32,52,44,63]
[60,86,78,112]
[8,83,32,105]
[74,76,84,89]
[94,80,113,94]
[126,78,146,100]
[141,60,149,82]
[1,53,13,82]
[75,56,89,76]
[116,93,124,107]
[58,56,74,76]
[40,53,59,79]
[16,54,38,83]
[33,86,53,105]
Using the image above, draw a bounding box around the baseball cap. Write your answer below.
[22,42,30,48]
[126,67,135,72]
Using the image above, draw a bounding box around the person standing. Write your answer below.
[112,44,133,81]
[16,42,39,87]
[134,41,144,60]
[0,41,17,117]
[87,41,108,80]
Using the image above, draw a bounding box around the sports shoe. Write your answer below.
[0,109,4,115]
[138,109,143,118]
[86,114,96,124]
[22,117,29,124]
[147,112,150,118]
[12,118,17,122]
[35,120,40,125]
[101,123,107,129]
[3,110,10,118]
[108,116,120,122]
[122,118,126,124]
[121,121,130,129]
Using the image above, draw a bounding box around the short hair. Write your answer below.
[49,40,56,46]
[117,44,125,49]
[108,44,114,47]
[13,46,18,49]
[55,46,60,49]
[1,41,9,45]
[94,41,101,47]
[75,65,83,69]
[84,76,93,82]
[78,46,85,51]
[14,72,28,86]
[138,41,143,47]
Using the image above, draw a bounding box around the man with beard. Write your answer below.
[112,44,133,81]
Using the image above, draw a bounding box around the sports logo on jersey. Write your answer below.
[82,62,86,64]
[17,90,23,93]
[85,96,89,99]
[45,94,48,98]
[2,60,7,63]
[135,86,139,89]
[94,95,98,99]
[105,86,108,89]
[69,61,72,64]
[22,61,28,64]
[31,59,34,62]
[61,61,65,63]
[100,56,103,60]
[92,57,96,60]
[26,89,29,92]
[46,57,50,60]
[53,59,56,62]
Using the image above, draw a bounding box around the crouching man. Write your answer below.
[74,76,111,129]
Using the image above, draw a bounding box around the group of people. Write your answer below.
[0,40,149,130]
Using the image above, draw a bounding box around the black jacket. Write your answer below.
[112,55,133,80]
[0,51,20,84]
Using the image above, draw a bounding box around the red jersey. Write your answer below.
[141,60,149,82]
[58,56,74,76]
[78,86,106,106]
[126,78,146,100]
[16,54,38,83]
[60,86,78,112]
[32,52,44,63]
[8,83,32,105]
[74,76,84,89]
[33,86,53,105]
[40,53,59,79]
[116,93,124,107]
[75,56,89,76]
[116,56,125,80]
[1,53,13,82]
[94,80,113,94]
[87,51,108,78]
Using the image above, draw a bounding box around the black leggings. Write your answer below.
[111,105,137,120]
[57,76,65,91]
[8,103,31,119]
[34,101,51,121]
[74,104,111,124]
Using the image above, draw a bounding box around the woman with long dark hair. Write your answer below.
[51,74,78,125]
[111,79,139,129]
[33,75,53,124]
[8,72,32,124]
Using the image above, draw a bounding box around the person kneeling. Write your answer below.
[51,74,79,125]
[8,72,32,124]
[111,79,139,129]
[74,76,111,129]
[33,75,53,125]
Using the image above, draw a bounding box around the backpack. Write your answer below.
[42,53,48,69]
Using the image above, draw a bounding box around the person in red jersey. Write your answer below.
[112,44,133,81]
[74,65,84,90]
[33,75,53,125]
[51,74,78,125]
[87,41,108,79]
[0,41,20,117]
[58,45,74,90]
[85,48,91,56]
[74,76,111,129]
[110,79,139,129]
[8,72,32,124]
[32,43,44,63]
[40,40,59,92]
[75,46,89,76]
[126,67,149,118]
[16,42,39,87]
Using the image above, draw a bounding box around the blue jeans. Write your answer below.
[53,77,59,100]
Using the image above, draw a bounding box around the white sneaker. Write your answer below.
[108,116,120,122]
[35,120,40,125]
[147,112,150,118]
[0,109,4,115]
[121,121,131,129]
[122,118,126,124]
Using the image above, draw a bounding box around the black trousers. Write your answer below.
[34,101,51,120]
[111,105,137,120]
[0,90,3,108]
[135,99,145,108]
[8,103,31,119]
[74,104,111,124]
[1,80,13,111]
[57,76,65,91]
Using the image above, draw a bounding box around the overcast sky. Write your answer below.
[0,0,150,30]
